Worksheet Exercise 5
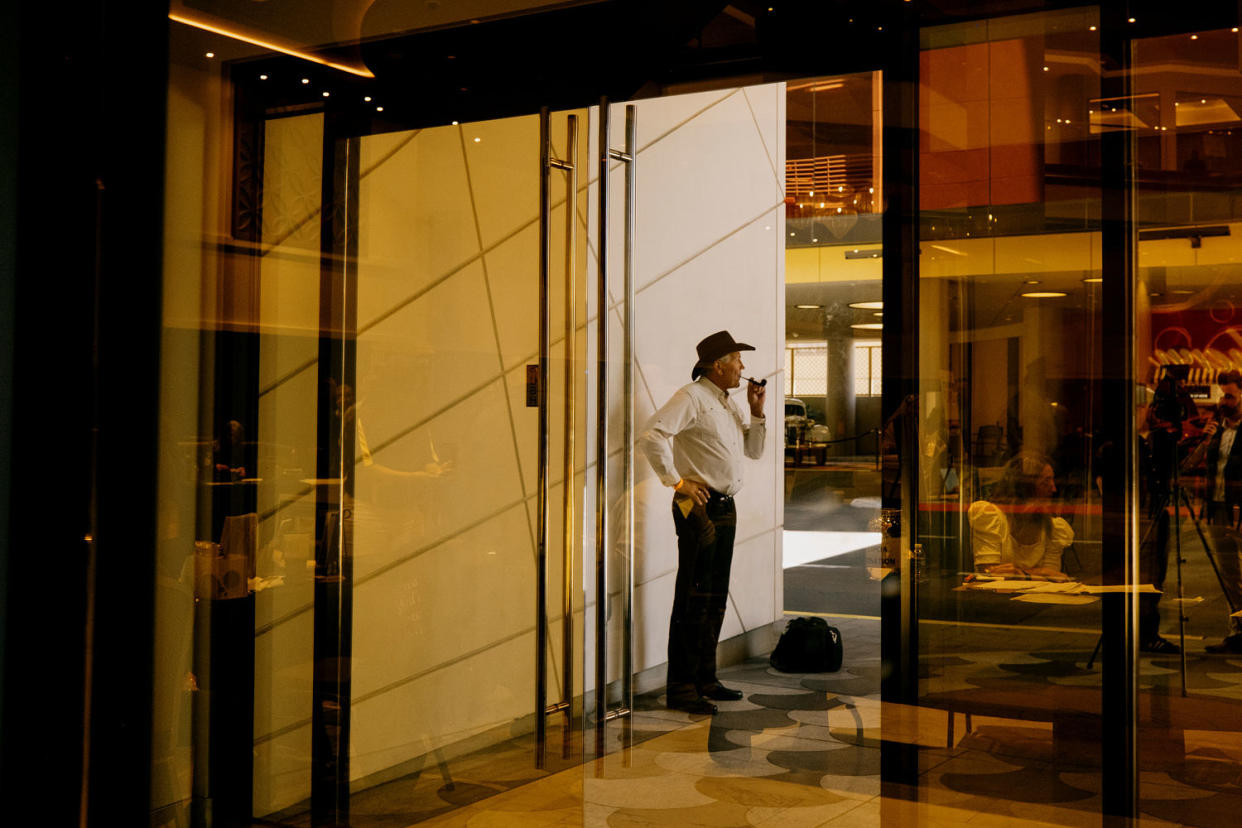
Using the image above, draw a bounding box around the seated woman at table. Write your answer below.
[969,451,1073,581]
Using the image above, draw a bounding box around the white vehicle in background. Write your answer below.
[785,398,810,445]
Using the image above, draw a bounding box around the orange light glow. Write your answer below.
[168,11,375,78]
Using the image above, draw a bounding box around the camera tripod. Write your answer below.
[1087,431,1236,697]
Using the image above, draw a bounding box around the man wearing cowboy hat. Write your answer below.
[638,330,767,714]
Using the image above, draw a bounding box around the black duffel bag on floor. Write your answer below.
[769,616,843,673]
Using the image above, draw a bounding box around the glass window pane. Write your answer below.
[784,347,793,396]
[791,345,827,397]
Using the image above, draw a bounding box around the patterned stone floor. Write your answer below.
[275,615,1242,826]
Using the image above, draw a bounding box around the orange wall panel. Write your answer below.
[920,38,1043,210]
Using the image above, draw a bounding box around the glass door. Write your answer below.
[152,60,591,821]
[902,8,1109,821]
[309,107,590,822]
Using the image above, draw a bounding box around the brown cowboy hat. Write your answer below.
[691,330,754,379]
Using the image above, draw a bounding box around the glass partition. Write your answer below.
[914,9,1108,820]
[1131,22,1242,821]
[155,12,590,822]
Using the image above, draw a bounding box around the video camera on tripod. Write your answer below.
[1150,363,1197,433]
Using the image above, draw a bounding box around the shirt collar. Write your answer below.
[696,375,729,403]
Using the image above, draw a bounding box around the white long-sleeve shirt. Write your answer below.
[637,377,766,495]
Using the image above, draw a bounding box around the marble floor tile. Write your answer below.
[281,615,1242,827]
[747,797,870,827]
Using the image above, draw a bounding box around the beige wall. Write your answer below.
[346,109,589,785]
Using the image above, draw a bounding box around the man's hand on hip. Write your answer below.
[676,478,711,506]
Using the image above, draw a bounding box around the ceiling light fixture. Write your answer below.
[851,323,884,330]
[849,301,883,310]
[1022,291,1067,298]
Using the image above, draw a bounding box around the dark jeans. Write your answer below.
[667,491,736,701]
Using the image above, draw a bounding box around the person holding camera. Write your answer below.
[1182,370,1242,653]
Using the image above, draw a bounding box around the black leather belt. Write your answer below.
[707,489,733,504]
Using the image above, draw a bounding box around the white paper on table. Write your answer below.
[1023,580,1084,593]
[969,579,1044,590]
[1012,593,1100,605]
[1077,584,1162,594]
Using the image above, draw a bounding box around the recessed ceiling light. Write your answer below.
[473,137,481,143]
[873,312,883,318]
[849,301,883,310]
[851,323,884,330]
[364,96,372,102]
[1083,277,1103,283]
[1170,289,1194,295]
[322,91,330,97]
[301,78,310,84]
[1025,280,1041,285]
[259,74,268,80]
[205,52,215,59]
[795,304,822,309]
[376,106,384,112]
[1022,291,1067,298]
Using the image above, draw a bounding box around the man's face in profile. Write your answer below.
[717,351,744,389]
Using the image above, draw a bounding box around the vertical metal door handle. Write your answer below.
[537,110,579,768]
[560,114,578,759]
[594,99,610,758]
[536,107,552,770]
[621,104,637,754]
[594,102,637,757]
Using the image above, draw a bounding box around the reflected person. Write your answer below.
[1180,370,1242,654]
[969,451,1072,580]
[638,331,766,715]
